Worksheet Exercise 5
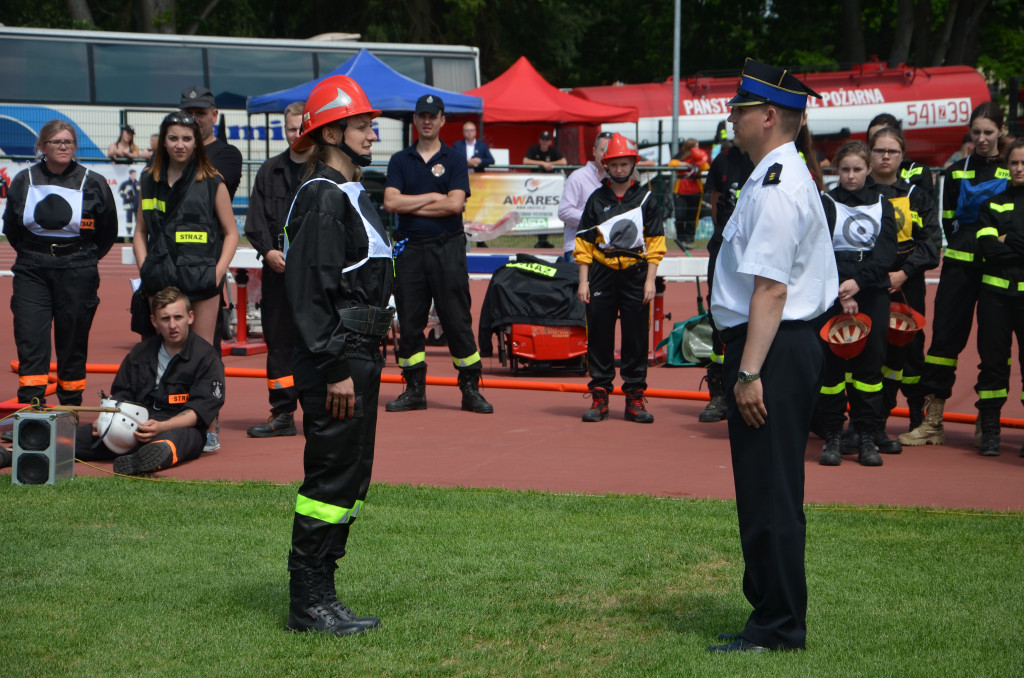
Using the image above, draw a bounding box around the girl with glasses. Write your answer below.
[866,126,941,450]
[1,119,118,406]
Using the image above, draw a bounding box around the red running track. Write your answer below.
[1,246,1022,512]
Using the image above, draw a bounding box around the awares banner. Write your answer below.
[464,173,565,235]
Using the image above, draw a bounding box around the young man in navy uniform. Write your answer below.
[383,94,493,414]
[707,59,837,653]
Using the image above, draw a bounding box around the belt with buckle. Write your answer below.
[21,239,83,256]
[338,305,396,339]
[834,249,871,262]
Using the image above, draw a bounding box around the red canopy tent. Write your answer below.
[459,57,639,164]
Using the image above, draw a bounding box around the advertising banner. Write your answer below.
[464,173,565,236]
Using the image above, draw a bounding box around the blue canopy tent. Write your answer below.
[246,49,483,116]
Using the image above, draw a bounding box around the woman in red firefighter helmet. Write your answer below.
[282,74,394,636]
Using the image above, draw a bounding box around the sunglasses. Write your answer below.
[45,139,76,149]
[164,112,196,126]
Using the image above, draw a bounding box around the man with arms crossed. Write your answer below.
[707,59,836,653]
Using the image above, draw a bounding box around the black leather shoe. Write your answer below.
[707,639,768,653]
[0,445,11,469]
[247,412,297,438]
[716,632,743,641]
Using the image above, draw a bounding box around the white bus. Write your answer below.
[0,26,481,226]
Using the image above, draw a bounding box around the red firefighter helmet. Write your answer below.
[601,133,640,164]
[887,302,926,347]
[293,75,381,151]
[819,313,872,359]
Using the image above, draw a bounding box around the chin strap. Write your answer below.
[338,142,372,168]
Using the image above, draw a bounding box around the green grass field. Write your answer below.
[2,477,1021,677]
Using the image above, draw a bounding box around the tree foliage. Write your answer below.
[0,0,1015,88]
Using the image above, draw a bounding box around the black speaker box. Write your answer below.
[11,411,76,485]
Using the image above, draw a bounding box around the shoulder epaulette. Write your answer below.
[763,163,783,185]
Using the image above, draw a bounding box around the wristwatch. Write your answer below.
[737,370,761,383]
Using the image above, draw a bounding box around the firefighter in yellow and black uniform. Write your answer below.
[575,133,666,423]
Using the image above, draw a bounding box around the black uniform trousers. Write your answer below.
[724,321,823,651]
[674,193,700,242]
[74,423,204,464]
[916,262,982,400]
[814,289,889,433]
[974,289,1024,412]
[883,272,927,414]
[260,266,298,415]
[586,262,649,393]
[394,232,480,371]
[290,338,382,567]
[12,263,100,405]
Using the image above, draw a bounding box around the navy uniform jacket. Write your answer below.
[452,139,495,172]
[111,331,225,430]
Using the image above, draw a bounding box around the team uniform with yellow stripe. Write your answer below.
[872,177,941,419]
[2,161,118,405]
[139,161,226,301]
[574,179,666,394]
[917,154,1009,401]
[973,184,1024,415]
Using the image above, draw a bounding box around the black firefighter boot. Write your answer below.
[286,557,366,636]
[978,409,1001,457]
[698,366,727,423]
[819,430,843,466]
[624,390,654,423]
[320,562,381,631]
[458,368,494,413]
[582,388,610,422]
[856,425,884,467]
[386,367,427,412]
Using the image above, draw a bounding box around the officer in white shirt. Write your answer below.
[707,59,838,654]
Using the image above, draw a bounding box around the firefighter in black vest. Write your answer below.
[134,112,239,349]
[971,138,1024,456]
[575,133,666,423]
[900,103,1008,447]
[243,101,311,438]
[2,119,117,406]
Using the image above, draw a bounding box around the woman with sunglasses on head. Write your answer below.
[134,112,239,345]
[281,75,393,637]
[814,140,898,467]
[900,103,1008,448]
[2,120,118,406]
[866,126,941,449]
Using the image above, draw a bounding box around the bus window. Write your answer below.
[208,48,315,104]
[93,43,204,106]
[315,51,358,75]
[378,54,427,84]
[0,38,89,103]
[431,57,476,93]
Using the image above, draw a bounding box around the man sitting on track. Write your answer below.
[74,286,225,475]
